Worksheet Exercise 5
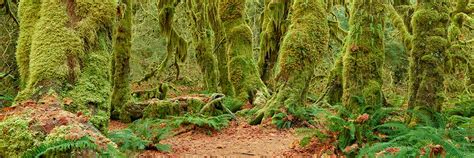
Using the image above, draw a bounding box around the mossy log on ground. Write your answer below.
[220,0,269,103]
[250,0,329,124]
[0,97,119,157]
[129,94,235,119]
[111,0,133,122]
[342,0,386,113]
[15,0,116,132]
[408,0,450,122]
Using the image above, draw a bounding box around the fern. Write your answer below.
[22,136,123,158]
[108,129,150,152]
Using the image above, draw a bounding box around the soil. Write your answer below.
[134,118,305,157]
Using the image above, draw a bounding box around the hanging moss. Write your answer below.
[220,0,269,103]
[209,1,234,96]
[111,0,133,122]
[257,0,292,88]
[408,0,450,123]
[341,0,386,113]
[189,0,219,93]
[250,0,329,124]
[445,4,473,96]
[14,0,116,132]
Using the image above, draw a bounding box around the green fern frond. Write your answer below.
[22,136,108,158]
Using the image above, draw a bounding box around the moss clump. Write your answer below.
[342,0,386,113]
[0,115,43,157]
[14,0,116,132]
[142,98,209,119]
[257,0,292,88]
[221,0,269,102]
[111,0,133,122]
[250,0,329,124]
[408,0,450,122]
[143,100,181,119]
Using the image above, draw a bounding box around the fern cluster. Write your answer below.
[295,97,474,157]
[23,136,123,158]
[108,113,233,153]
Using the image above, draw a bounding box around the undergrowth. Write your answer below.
[108,114,233,153]
[295,97,474,157]
[23,136,124,158]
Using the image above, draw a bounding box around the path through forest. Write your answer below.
[110,119,306,157]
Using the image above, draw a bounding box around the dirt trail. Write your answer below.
[136,119,300,157]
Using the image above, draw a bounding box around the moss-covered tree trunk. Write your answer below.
[342,0,386,113]
[209,1,234,96]
[190,0,219,93]
[257,0,292,88]
[220,0,268,103]
[250,0,329,124]
[111,0,133,122]
[15,0,116,132]
[16,0,40,89]
[408,0,450,121]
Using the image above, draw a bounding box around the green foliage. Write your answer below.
[222,97,245,112]
[0,116,41,157]
[108,129,150,152]
[23,136,123,158]
[171,114,232,131]
[109,113,233,153]
[358,121,473,157]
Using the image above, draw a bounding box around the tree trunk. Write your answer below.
[209,0,234,96]
[191,0,219,93]
[220,0,269,103]
[111,0,133,122]
[250,0,329,124]
[408,0,450,123]
[15,0,116,133]
[342,0,386,113]
[257,0,292,89]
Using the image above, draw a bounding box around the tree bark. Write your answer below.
[111,0,133,122]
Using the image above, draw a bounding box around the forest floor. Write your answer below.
[109,119,311,157]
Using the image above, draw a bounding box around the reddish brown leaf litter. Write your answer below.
[109,120,129,131]
[137,118,305,157]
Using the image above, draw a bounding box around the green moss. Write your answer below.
[0,115,43,157]
[16,0,41,89]
[143,100,181,119]
[209,1,234,96]
[326,56,343,104]
[191,1,219,93]
[342,0,386,113]
[257,0,292,88]
[408,0,450,122]
[221,0,268,102]
[111,0,133,122]
[250,0,329,124]
[15,0,116,132]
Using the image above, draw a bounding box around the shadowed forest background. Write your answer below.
[0,0,473,157]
